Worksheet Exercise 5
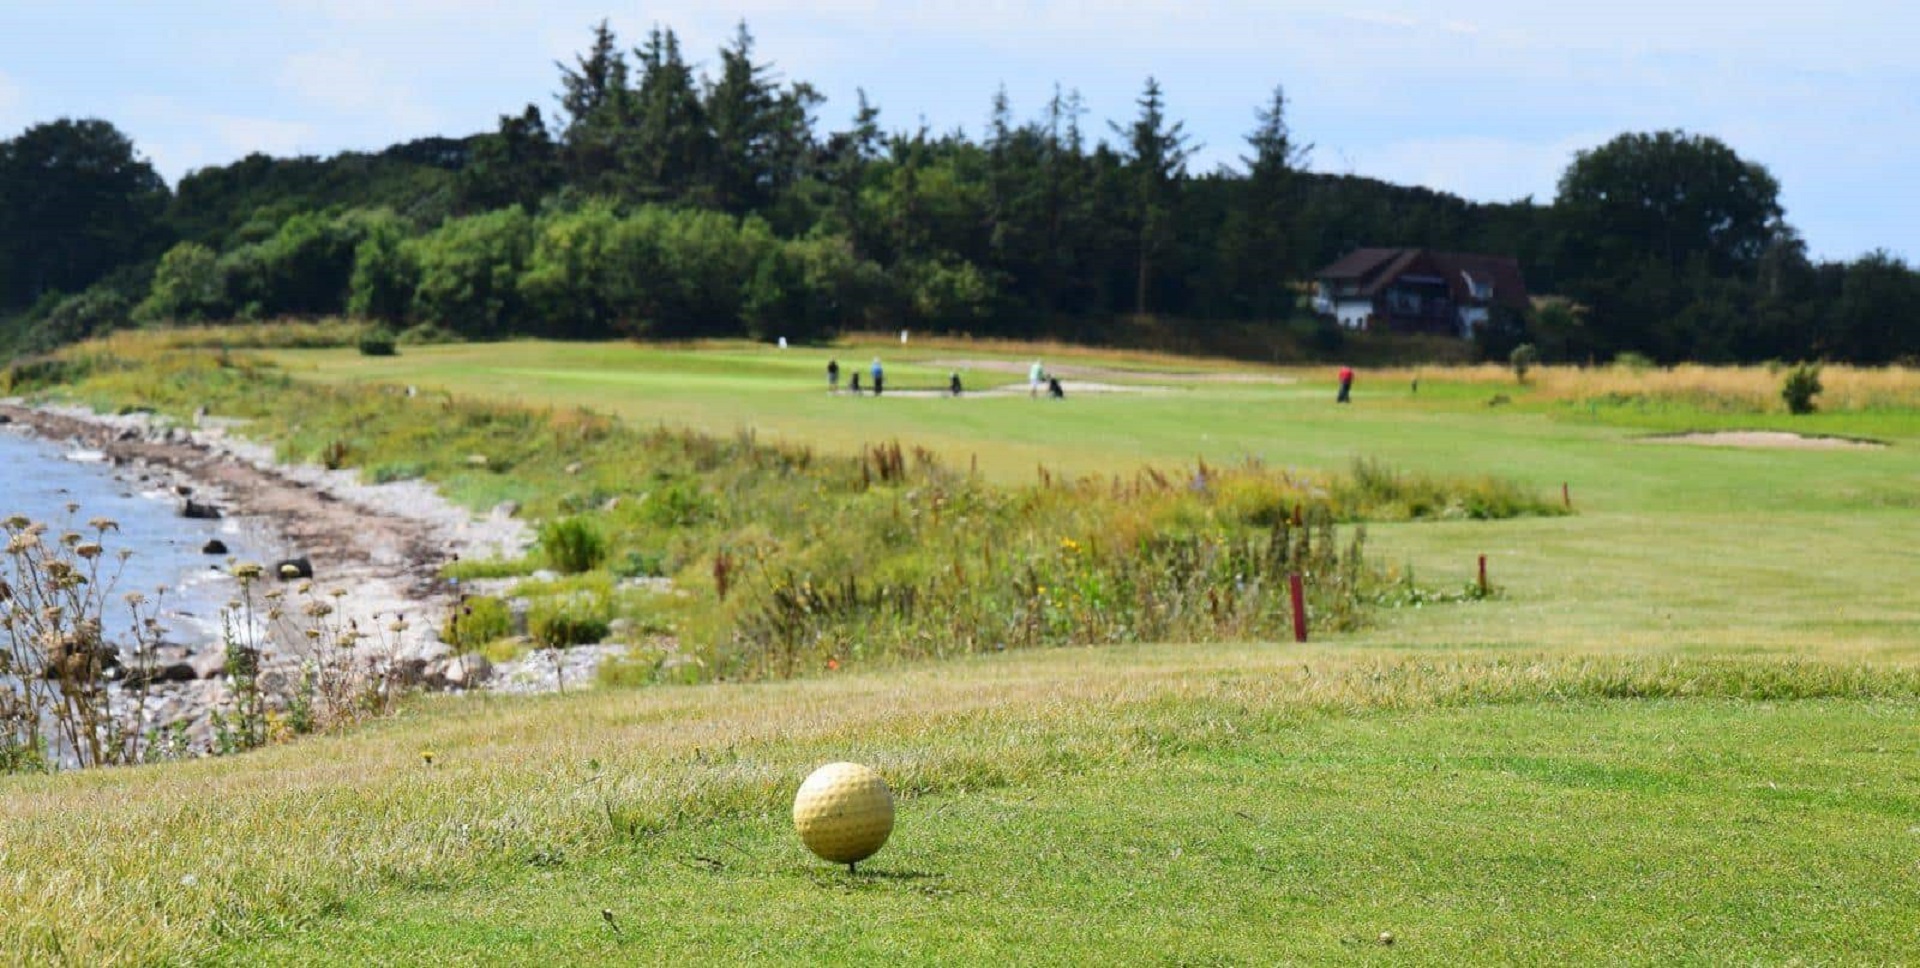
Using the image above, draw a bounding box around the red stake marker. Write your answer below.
[1288,573,1308,643]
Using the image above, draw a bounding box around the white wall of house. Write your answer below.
[1334,299,1373,329]
[1457,305,1489,339]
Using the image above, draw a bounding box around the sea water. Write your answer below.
[0,424,258,648]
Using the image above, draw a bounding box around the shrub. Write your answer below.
[358,326,398,357]
[529,597,611,649]
[1508,343,1539,384]
[539,516,606,574]
[1782,363,1823,414]
[1613,351,1655,374]
[445,595,513,652]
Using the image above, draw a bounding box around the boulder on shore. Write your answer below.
[182,499,222,520]
[274,556,313,580]
[202,539,228,555]
[426,653,493,690]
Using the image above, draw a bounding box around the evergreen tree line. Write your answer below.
[1,21,1914,364]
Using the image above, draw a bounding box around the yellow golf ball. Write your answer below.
[792,761,895,865]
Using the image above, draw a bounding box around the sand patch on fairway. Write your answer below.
[1642,431,1888,450]
[883,380,1168,398]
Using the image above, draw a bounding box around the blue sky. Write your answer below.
[2,1,1913,262]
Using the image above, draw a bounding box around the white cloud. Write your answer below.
[278,50,439,130]
[207,115,319,157]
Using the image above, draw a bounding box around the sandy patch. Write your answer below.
[1642,431,1887,451]
[881,380,1168,398]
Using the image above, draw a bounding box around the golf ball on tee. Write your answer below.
[792,761,895,865]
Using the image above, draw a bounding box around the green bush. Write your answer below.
[1509,343,1539,384]
[1782,363,1822,414]
[539,516,606,574]
[529,597,611,649]
[358,326,398,356]
[444,595,513,652]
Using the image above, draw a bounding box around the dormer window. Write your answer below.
[1461,270,1494,301]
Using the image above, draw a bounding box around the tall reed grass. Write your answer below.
[1375,362,1920,412]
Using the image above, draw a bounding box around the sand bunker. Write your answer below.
[884,381,1164,399]
[1643,431,1887,451]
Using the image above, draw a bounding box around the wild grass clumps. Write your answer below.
[2,510,409,771]
[1337,457,1560,521]
[0,512,160,770]
[444,595,512,652]
[539,516,607,574]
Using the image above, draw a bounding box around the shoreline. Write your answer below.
[1,398,530,623]
[1,397,540,751]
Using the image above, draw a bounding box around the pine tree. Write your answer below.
[629,25,711,201]
[554,21,633,191]
[1112,77,1195,315]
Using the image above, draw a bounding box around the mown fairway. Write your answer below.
[8,339,1920,964]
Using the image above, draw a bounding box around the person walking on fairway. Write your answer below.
[827,358,840,394]
[1029,360,1045,398]
[1337,365,1354,404]
[870,357,885,396]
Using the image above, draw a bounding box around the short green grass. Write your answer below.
[6,336,1920,963]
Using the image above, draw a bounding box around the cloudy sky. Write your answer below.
[2,1,1912,261]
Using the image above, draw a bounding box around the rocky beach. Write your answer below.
[1,398,627,754]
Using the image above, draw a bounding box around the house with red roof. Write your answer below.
[1312,248,1529,338]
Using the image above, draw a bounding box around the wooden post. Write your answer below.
[1562,482,1571,510]
[1288,573,1308,643]
[1477,555,1489,596]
